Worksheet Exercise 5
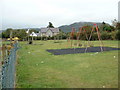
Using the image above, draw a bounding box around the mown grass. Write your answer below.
[16,40,119,88]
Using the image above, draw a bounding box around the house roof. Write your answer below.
[40,28,59,33]
[35,33,40,36]
[30,32,39,36]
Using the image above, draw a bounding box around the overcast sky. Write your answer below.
[1,0,120,30]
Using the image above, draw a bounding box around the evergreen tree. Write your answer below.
[47,22,54,28]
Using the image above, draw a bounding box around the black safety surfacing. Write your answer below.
[47,47,120,55]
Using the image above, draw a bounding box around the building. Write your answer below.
[118,1,120,22]
[29,28,60,37]
[39,28,59,37]
[30,32,39,37]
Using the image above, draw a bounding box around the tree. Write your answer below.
[18,29,29,40]
[116,22,120,30]
[115,22,120,40]
[1,29,28,40]
[4,28,13,38]
[47,22,54,28]
[100,22,114,32]
[29,29,39,33]
[112,19,117,28]
[116,30,120,40]
[102,21,106,25]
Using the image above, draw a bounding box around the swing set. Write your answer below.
[68,24,104,52]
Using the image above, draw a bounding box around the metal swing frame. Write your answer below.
[77,24,104,53]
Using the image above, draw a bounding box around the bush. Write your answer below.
[110,31,117,40]
[115,30,120,40]
[91,33,98,40]
[101,32,111,40]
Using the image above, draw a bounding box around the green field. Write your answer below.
[16,40,119,88]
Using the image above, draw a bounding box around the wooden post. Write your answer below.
[27,29,30,44]
[28,33,29,42]
[41,36,42,41]
[10,30,13,44]
[32,35,33,44]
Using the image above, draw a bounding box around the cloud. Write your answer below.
[1,0,120,29]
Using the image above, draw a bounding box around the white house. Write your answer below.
[39,28,60,37]
[30,32,39,37]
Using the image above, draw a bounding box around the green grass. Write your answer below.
[16,40,119,88]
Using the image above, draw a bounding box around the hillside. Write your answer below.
[59,22,102,32]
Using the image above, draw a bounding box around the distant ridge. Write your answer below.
[59,22,103,32]
[2,21,108,32]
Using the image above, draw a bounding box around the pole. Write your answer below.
[96,26,104,52]
[32,35,33,44]
[10,30,13,44]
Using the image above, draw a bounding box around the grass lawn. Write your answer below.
[16,40,119,88]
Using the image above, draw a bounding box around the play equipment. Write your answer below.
[70,27,76,47]
[68,23,104,52]
[67,27,75,48]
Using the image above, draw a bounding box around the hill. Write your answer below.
[59,22,102,33]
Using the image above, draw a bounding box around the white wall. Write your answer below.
[30,32,37,37]
[46,30,53,37]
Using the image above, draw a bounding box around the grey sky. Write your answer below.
[1,0,120,30]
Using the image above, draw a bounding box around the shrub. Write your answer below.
[110,31,117,40]
[101,32,111,40]
[115,30,120,40]
[91,33,98,40]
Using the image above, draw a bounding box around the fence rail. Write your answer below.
[1,43,19,88]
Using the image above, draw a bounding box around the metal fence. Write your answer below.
[1,43,19,88]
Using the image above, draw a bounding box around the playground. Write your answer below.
[46,24,120,55]
[16,40,119,88]
[16,24,119,88]
[1,24,119,88]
